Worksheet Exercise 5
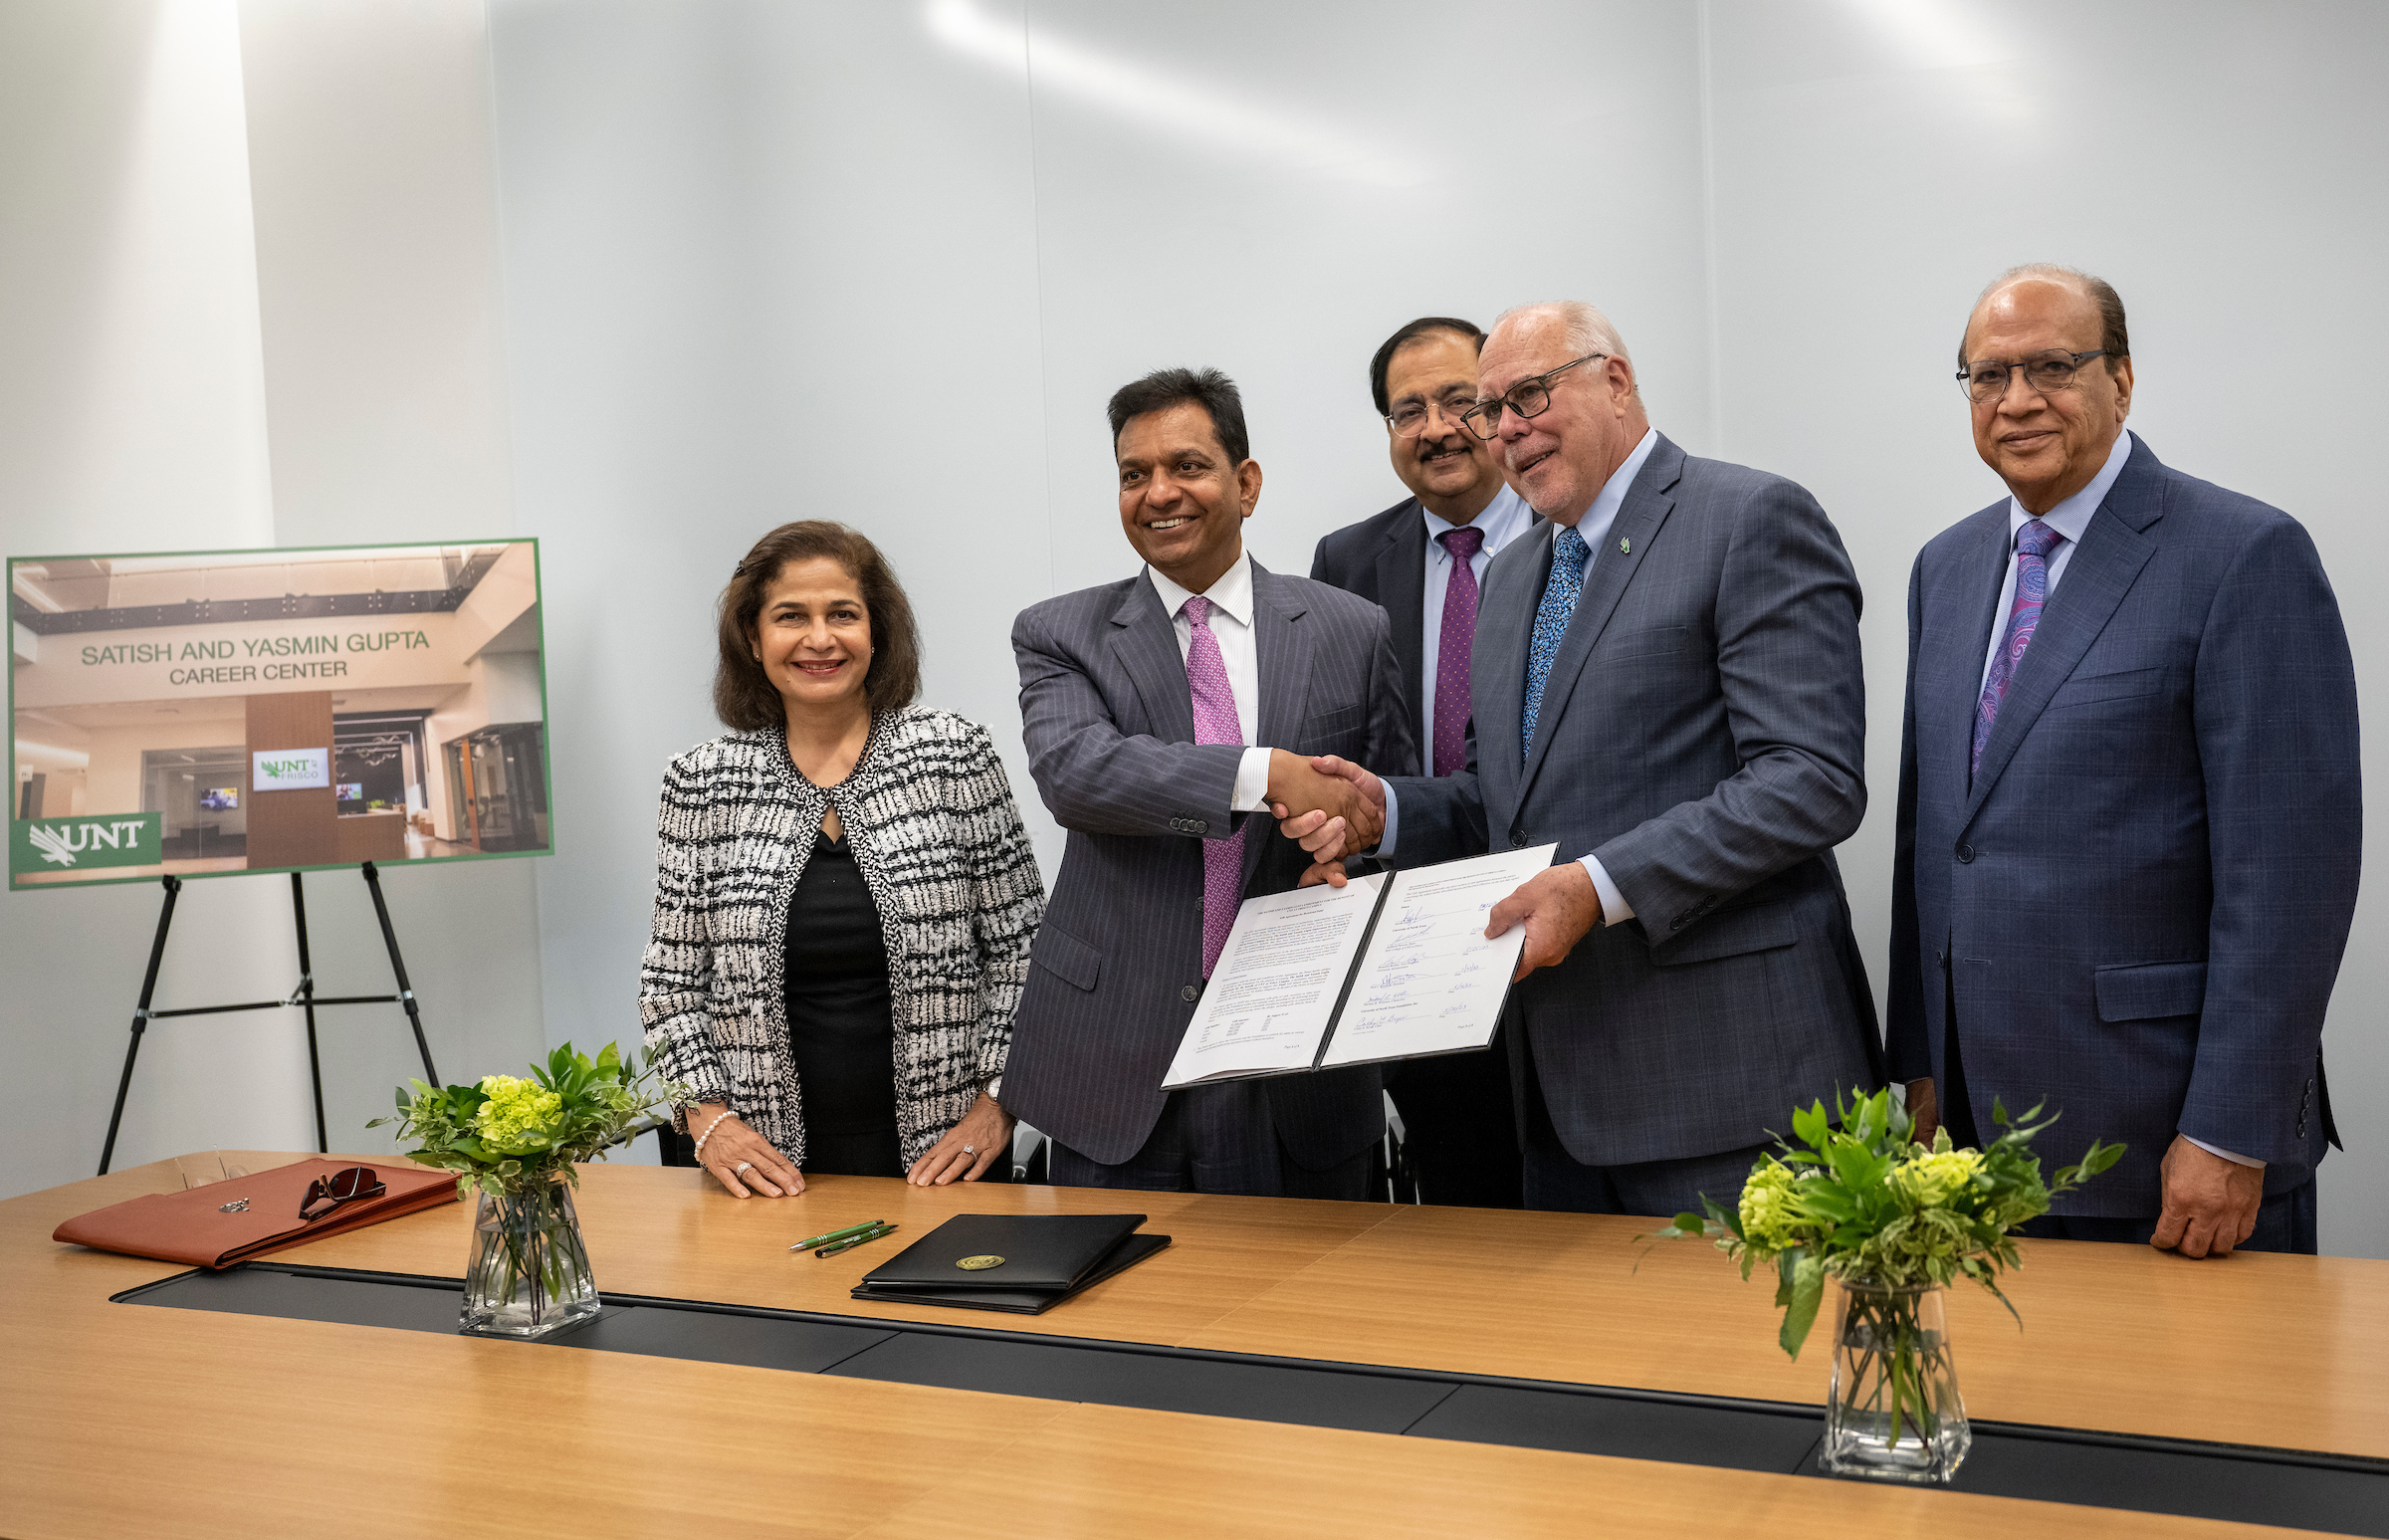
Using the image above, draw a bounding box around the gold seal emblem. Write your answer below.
[956,1254,1006,1271]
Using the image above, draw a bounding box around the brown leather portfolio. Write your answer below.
[54,1159,460,1268]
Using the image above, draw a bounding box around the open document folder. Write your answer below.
[1160,843,1560,1090]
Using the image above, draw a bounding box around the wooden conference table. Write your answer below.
[5,1153,2386,1538]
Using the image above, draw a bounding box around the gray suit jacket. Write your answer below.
[1004,560,1416,1167]
[1888,435,2358,1214]
[1386,435,1881,1167]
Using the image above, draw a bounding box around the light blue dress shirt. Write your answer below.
[1380,427,1660,928]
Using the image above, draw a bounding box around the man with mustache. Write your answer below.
[1290,301,1881,1217]
[1003,366,1414,1198]
[1890,265,2358,1255]
[1308,316,1540,1209]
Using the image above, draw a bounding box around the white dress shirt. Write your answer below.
[1147,550,1275,812]
[1381,427,1660,929]
[1419,485,1537,766]
[1970,432,2256,1170]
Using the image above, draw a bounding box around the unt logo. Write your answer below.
[27,820,150,867]
[260,759,311,777]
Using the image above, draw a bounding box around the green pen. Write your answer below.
[790,1219,886,1252]
[816,1222,898,1258]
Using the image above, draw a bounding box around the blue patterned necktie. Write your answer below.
[1521,525,1592,760]
[1971,518,2065,777]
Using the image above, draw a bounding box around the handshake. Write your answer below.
[1264,751,1386,885]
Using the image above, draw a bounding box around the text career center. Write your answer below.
[79,629,435,686]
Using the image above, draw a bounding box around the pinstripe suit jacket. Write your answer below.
[1003,559,1416,1167]
[1385,435,1882,1168]
[1888,435,2359,1215]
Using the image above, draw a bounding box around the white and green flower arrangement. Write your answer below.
[371,1041,681,1197]
[370,1042,684,1336]
[1652,1087,2123,1475]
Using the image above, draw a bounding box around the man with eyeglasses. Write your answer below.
[1285,301,1881,1218]
[1306,316,1540,1210]
[1889,264,2358,1256]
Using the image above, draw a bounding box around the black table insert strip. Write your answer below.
[116,1262,2388,1536]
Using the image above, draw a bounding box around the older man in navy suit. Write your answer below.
[1890,265,2360,1255]
[1287,301,1882,1218]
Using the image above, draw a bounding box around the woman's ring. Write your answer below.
[734,1161,755,1174]
[963,1145,977,1156]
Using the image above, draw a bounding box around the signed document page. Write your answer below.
[1160,872,1387,1089]
[1317,844,1558,1069]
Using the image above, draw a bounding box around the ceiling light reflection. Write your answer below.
[925,0,1419,188]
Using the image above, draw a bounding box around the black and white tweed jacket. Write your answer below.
[637,708,1045,1169]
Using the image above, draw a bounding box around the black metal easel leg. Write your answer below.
[360,861,439,1084]
[101,875,181,1176]
[291,872,328,1154]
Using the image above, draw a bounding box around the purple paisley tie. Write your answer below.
[1972,518,2065,777]
[1182,595,1244,978]
[1432,526,1484,777]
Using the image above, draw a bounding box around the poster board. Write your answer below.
[9,540,552,890]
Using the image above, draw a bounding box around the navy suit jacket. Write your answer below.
[1384,435,1882,1168]
[1887,434,2359,1215]
[1003,560,1415,1167]
[1308,495,1545,776]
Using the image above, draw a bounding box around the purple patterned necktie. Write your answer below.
[1432,526,1484,777]
[1182,595,1245,978]
[1972,518,2065,776]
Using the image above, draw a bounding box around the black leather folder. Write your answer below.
[852,1213,1169,1314]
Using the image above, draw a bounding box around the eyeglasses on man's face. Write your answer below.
[1958,348,2107,404]
[1458,353,1608,441]
[1385,388,1478,439]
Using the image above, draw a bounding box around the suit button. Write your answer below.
[1190,819,1208,836]
[1669,917,1686,932]
[1955,843,1975,864]
[1181,985,1199,1002]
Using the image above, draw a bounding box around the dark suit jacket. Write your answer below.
[1003,560,1416,1167]
[1309,497,1544,775]
[1888,434,2359,1215]
[1385,435,1882,1167]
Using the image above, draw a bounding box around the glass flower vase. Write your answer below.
[459,1178,599,1338]
[1818,1277,1971,1483]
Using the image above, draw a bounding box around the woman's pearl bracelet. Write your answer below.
[693,1109,735,1159]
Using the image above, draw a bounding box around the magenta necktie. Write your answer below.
[1972,518,2065,777]
[1432,526,1485,777]
[1182,595,1245,978]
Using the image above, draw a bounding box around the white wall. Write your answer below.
[0,0,547,1194]
[9,0,2383,1254]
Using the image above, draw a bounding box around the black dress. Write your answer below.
[782,825,902,1176]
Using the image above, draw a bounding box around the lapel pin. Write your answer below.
[1619,538,1631,554]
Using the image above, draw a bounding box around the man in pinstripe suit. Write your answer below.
[1291,301,1882,1217]
[1001,367,1415,1198]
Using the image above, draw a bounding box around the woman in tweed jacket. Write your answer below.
[639,522,1044,1196]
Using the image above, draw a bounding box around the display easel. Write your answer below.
[98,861,439,1175]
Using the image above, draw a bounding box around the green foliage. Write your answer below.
[1649,1087,2124,1361]
[367,1041,686,1200]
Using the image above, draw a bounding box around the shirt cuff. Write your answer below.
[1230,746,1274,813]
[2183,1134,2265,1169]
[1581,856,1632,925]
[1377,781,1401,859]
